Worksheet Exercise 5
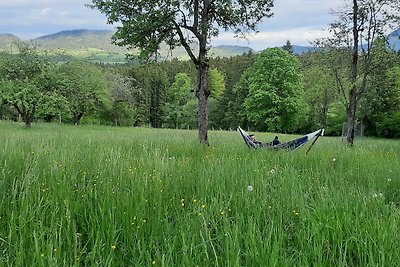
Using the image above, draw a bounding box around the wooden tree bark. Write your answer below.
[347,0,359,146]
[196,61,210,145]
[346,89,357,145]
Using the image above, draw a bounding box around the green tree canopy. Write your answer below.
[244,48,305,132]
[58,61,110,125]
[0,43,62,127]
[163,72,195,129]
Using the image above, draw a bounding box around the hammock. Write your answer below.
[237,126,324,151]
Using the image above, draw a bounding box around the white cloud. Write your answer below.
[40,8,52,16]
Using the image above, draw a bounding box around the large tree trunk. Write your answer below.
[24,115,32,128]
[346,89,357,145]
[347,0,359,146]
[14,105,33,128]
[196,61,210,145]
[74,112,84,125]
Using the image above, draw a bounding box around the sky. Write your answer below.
[0,0,344,51]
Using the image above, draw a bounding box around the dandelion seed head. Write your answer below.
[247,185,254,192]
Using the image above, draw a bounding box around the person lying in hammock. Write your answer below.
[272,136,281,146]
[249,134,262,146]
[250,134,280,147]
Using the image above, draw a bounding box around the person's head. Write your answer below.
[249,134,257,142]
[274,136,279,140]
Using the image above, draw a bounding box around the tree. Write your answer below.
[360,61,400,137]
[105,69,138,126]
[208,68,225,128]
[208,68,225,101]
[215,52,257,129]
[58,61,110,125]
[89,0,274,145]
[163,72,195,128]
[244,48,305,132]
[320,0,400,145]
[0,43,61,127]
[300,51,339,131]
[128,64,168,127]
[282,40,294,54]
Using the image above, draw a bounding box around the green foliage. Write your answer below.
[128,64,168,127]
[0,43,63,127]
[229,70,252,128]
[109,101,138,127]
[208,68,225,101]
[376,111,400,138]
[58,61,110,125]
[326,101,347,136]
[163,73,195,129]
[104,69,138,126]
[211,52,257,129]
[320,0,400,144]
[300,51,341,131]
[244,48,306,132]
[208,68,226,129]
[360,62,400,137]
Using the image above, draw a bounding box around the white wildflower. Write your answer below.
[247,185,254,192]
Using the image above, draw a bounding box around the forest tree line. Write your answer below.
[0,41,399,138]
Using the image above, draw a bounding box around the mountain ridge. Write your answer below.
[1,28,399,63]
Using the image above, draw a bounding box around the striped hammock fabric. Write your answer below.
[237,126,324,151]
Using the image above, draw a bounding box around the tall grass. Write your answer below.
[0,122,399,266]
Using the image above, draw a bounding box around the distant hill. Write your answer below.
[291,45,318,54]
[29,29,254,63]
[388,28,400,52]
[34,29,127,53]
[0,28,399,63]
[0,34,21,49]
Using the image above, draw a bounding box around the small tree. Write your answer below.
[89,0,274,145]
[320,0,400,145]
[282,40,294,54]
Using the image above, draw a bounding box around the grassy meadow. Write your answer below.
[0,121,399,266]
